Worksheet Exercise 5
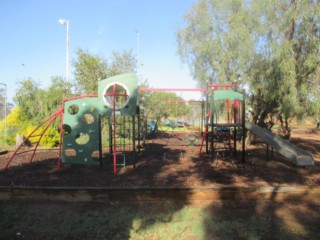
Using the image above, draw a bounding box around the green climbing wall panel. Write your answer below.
[62,97,101,165]
[61,73,139,166]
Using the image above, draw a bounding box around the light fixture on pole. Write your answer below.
[58,19,70,83]
[0,83,7,146]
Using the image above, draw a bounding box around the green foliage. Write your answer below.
[73,49,109,94]
[177,0,320,132]
[19,125,59,148]
[14,78,42,121]
[0,107,60,147]
[109,50,137,76]
[48,76,72,108]
[73,48,138,95]
[177,0,256,86]
[0,107,26,145]
[10,76,70,146]
[20,125,42,143]
[249,0,320,131]
[14,76,70,124]
[40,126,60,147]
[144,92,191,123]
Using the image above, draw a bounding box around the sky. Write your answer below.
[0,0,203,104]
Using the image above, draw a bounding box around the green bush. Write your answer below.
[0,107,60,147]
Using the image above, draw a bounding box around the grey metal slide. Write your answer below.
[245,122,315,166]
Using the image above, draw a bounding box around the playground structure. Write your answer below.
[3,73,315,172]
[199,84,246,161]
[4,74,142,174]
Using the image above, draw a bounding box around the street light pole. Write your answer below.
[136,30,140,64]
[58,19,70,83]
[135,30,141,75]
[0,83,7,146]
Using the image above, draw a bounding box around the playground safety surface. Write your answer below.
[0,128,319,188]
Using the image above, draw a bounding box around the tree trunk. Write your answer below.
[245,109,257,146]
[257,110,268,128]
[245,131,254,147]
[283,116,291,139]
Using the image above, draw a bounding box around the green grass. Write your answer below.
[0,202,208,240]
[1,200,318,240]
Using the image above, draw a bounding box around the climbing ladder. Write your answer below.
[3,108,63,171]
[105,83,129,174]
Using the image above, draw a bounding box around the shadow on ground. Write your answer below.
[1,130,320,239]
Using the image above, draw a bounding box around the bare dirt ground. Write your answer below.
[0,127,319,188]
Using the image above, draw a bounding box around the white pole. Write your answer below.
[59,19,70,83]
[66,20,70,83]
[0,83,6,146]
[136,30,140,71]
[137,30,140,63]
[4,85,6,146]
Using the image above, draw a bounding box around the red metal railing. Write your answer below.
[3,108,63,171]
